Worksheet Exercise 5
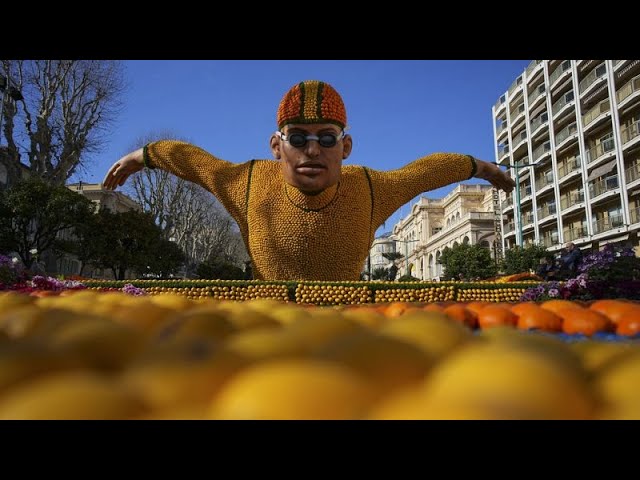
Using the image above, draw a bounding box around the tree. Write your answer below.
[372,267,388,280]
[439,243,497,281]
[501,244,550,275]
[382,252,404,263]
[125,131,249,277]
[0,60,125,186]
[0,178,94,269]
[88,209,183,280]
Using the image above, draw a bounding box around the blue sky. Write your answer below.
[78,60,530,235]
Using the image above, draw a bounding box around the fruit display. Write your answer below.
[0,290,639,419]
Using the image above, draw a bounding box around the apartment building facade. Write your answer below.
[375,184,497,280]
[493,60,640,255]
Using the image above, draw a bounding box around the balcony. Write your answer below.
[626,162,640,185]
[592,214,624,235]
[555,122,578,150]
[541,231,560,248]
[498,143,510,158]
[589,174,619,199]
[521,212,535,228]
[510,103,526,126]
[585,138,615,165]
[501,196,513,210]
[508,76,524,100]
[552,90,575,117]
[537,203,557,223]
[579,62,607,95]
[503,222,515,235]
[563,226,588,242]
[620,120,640,149]
[535,170,555,190]
[549,60,572,88]
[494,94,506,113]
[512,129,528,155]
[557,155,582,180]
[496,121,509,139]
[532,141,551,163]
[582,100,611,130]
[631,206,640,224]
[616,74,640,106]
[528,83,546,107]
[526,60,544,80]
[530,112,549,138]
[560,190,585,211]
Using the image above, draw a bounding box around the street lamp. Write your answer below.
[494,160,535,247]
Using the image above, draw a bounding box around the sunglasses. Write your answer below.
[277,130,345,148]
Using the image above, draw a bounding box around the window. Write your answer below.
[565,90,574,103]
[562,60,571,72]
[595,64,606,77]
[600,132,615,152]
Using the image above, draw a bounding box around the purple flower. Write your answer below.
[122,283,146,296]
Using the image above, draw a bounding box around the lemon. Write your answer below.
[209,359,376,419]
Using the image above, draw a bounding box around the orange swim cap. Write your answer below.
[277,80,347,130]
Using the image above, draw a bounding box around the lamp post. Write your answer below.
[498,160,535,247]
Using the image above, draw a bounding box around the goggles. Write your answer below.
[277,130,344,148]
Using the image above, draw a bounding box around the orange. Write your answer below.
[616,317,640,337]
[540,299,581,315]
[423,303,445,313]
[465,301,490,317]
[443,305,478,329]
[384,302,414,318]
[560,308,612,336]
[476,305,517,329]
[589,300,640,324]
[514,305,563,332]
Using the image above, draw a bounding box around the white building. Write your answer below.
[493,60,640,256]
[370,184,498,280]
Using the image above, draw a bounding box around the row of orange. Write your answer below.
[359,299,640,337]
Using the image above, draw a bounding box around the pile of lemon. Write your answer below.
[0,291,638,420]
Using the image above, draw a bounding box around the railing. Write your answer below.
[526,60,543,77]
[497,122,508,136]
[504,222,515,234]
[552,90,574,115]
[510,103,526,123]
[560,190,585,210]
[515,155,530,166]
[549,60,571,85]
[541,232,559,247]
[585,138,615,164]
[614,60,623,67]
[582,99,610,126]
[469,212,496,221]
[557,155,581,178]
[589,174,619,198]
[499,144,510,157]
[535,171,555,190]
[528,83,546,104]
[520,185,532,198]
[531,111,549,132]
[620,120,640,145]
[521,212,534,225]
[563,226,588,241]
[532,141,551,162]
[592,214,624,234]
[579,62,607,93]
[513,130,528,148]
[631,206,640,224]
[555,122,577,145]
[626,162,640,183]
[537,203,557,219]
[616,74,640,103]
[508,76,523,97]
[494,94,506,111]
[501,197,513,209]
